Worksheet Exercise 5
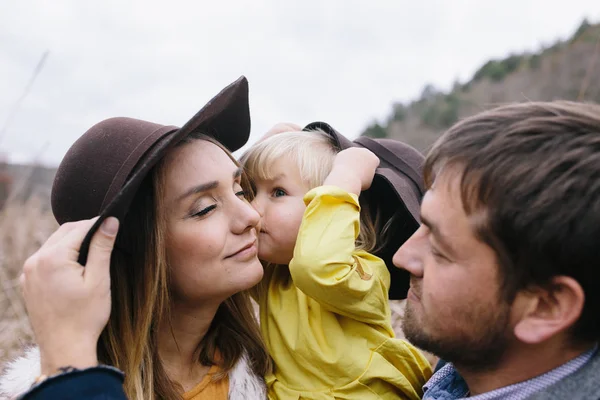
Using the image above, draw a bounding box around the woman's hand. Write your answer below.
[21,217,119,375]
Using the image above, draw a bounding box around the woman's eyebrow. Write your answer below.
[177,168,243,202]
[177,180,218,202]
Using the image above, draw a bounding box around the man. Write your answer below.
[393,101,600,399]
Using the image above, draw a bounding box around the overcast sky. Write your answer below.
[1,1,599,166]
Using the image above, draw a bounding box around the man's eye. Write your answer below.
[430,246,448,262]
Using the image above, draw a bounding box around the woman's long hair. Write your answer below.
[97,134,271,399]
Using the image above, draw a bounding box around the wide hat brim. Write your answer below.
[71,76,251,265]
[303,121,424,299]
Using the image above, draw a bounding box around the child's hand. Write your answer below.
[324,148,380,195]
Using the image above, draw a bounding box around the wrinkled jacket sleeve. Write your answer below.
[19,366,126,400]
[289,186,392,327]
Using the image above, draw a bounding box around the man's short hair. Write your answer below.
[424,101,600,343]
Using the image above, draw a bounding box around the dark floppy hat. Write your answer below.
[303,121,425,300]
[52,76,251,265]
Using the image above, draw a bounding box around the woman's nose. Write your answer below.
[250,194,265,217]
[234,197,261,234]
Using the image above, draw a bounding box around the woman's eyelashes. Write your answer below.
[190,186,247,218]
[235,182,246,198]
[191,204,216,218]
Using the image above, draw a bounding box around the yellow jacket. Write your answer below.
[254,186,432,399]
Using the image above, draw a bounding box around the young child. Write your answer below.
[241,128,432,399]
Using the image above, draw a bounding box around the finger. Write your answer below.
[84,217,119,284]
[19,272,26,295]
[267,122,301,135]
[373,155,381,168]
[44,217,99,248]
[260,123,302,142]
[39,222,79,249]
[279,122,302,131]
[54,218,102,257]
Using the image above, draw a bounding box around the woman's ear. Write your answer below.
[513,276,585,344]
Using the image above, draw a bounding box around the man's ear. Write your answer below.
[513,276,584,344]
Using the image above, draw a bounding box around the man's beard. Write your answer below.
[402,298,511,371]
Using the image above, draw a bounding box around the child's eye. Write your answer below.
[272,188,287,198]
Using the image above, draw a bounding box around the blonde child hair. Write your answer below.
[241,129,383,254]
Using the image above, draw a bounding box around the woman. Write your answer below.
[0,77,270,400]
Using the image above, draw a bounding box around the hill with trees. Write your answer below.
[361,19,600,152]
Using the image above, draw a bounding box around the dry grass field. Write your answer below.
[0,197,58,369]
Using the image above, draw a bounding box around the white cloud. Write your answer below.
[1,0,599,165]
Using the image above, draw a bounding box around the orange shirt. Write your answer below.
[182,365,229,400]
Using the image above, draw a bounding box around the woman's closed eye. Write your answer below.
[191,204,217,218]
[233,179,249,200]
[190,187,246,218]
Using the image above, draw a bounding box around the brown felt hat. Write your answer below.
[52,76,251,265]
[303,122,425,300]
